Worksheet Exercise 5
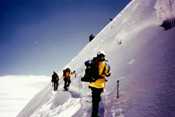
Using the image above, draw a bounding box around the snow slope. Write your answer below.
[0,75,49,117]
[18,0,175,117]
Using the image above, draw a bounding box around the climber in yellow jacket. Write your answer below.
[89,51,111,117]
[89,59,110,89]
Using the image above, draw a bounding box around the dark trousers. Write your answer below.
[53,82,59,91]
[64,78,71,91]
[90,87,103,117]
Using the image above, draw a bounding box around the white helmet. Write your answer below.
[97,51,106,59]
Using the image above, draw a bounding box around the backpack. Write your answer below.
[63,68,71,78]
[81,58,99,82]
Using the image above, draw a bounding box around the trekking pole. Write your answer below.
[117,80,119,99]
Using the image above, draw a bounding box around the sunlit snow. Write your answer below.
[18,0,175,117]
[0,75,49,117]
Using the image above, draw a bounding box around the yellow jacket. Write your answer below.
[89,61,110,89]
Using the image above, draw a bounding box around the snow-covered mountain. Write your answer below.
[18,0,175,117]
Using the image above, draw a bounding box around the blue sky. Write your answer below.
[0,0,130,76]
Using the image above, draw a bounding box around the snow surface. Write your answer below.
[18,0,175,117]
[0,75,49,117]
[155,0,175,22]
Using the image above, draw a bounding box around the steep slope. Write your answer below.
[18,0,175,117]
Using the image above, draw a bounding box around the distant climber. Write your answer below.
[82,51,111,117]
[89,34,95,42]
[63,68,76,91]
[160,18,175,30]
[109,18,113,21]
[51,71,59,91]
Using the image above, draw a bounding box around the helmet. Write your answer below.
[97,51,105,58]
[97,51,106,61]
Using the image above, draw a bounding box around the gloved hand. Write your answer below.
[106,73,111,77]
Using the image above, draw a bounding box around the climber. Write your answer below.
[89,34,95,42]
[63,68,76,91]
[51,71,59,91]
[87,51,111,117]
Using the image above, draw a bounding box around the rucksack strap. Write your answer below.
[102,62,110,77]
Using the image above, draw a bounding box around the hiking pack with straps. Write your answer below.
[81,57,110,82]
[81,58,98,82]
[63,68,71,78]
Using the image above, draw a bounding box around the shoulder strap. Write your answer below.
[102,62,107,75]
[103,62,111,76]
